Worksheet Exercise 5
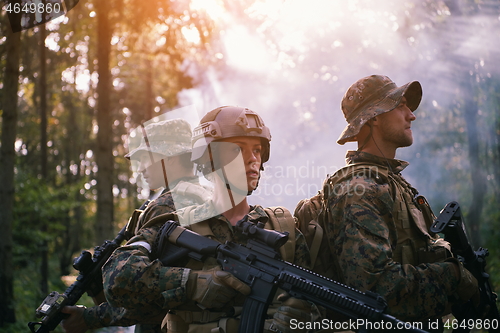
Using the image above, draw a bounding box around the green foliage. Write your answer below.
[0,168,99,333]
[484,194,500,292]
[13,169,79,259]
[0,252,99,333]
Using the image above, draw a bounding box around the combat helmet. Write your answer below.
[337,75,422,145]
[191,106,271,170]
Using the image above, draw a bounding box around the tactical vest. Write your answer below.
[322,163,450,281]
[148,205,298,333]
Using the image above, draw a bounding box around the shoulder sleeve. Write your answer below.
[102,224,190,315]
[136,194,177,231]
[83,303,139,329]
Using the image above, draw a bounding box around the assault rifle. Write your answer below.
[27,224,134,333]
[156,219,428,333]
[430,201,500,333]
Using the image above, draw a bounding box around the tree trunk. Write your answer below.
[95,0,115,243]
[145,58,153,121]
[0,26,21,326]
[39,22,49,296]
[463,74,487,248]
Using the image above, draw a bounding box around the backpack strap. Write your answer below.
[190,219,216,239]
[264,206,296,263]
[308,220,323,268]
[294,194,324,268]
[125,209,144,237]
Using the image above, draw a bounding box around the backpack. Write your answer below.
[293,193,324,268]
[294,163,395,271]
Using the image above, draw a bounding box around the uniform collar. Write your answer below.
[345,150,409,174]
[246,205,270,224]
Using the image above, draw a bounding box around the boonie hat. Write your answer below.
[337,75,422,145]
[125,118,192,160]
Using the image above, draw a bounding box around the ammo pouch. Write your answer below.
[393,239,451,266]
[418,245,450,264]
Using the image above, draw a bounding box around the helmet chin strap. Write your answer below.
[357,120,394,173]
[218,168,256,197]
[357,122,373,152]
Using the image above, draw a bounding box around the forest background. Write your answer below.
[1,0,499,332]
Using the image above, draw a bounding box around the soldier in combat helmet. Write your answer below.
[297,75,480,332]
[102,106,315,332]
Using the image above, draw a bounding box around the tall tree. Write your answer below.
[462,72,488,247]
[95,0,115,242]
[38,22,49,296]
[0,20,21,326]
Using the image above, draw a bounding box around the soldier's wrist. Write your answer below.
[82,306,102,330]
[183,269,195,299]
[444,258,461,280]
[445,258,478,300]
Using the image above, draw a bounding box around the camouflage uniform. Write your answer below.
[320,150,461,322]
[102,202,310,332]
[83,177,210,333]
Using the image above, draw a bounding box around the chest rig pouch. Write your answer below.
[324,163,451,268]
[384,170,451,266]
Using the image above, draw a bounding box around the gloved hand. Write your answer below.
[270,293,313,333]
[60,305,89,333]
[446,258,480,306]
[186,267,251,309]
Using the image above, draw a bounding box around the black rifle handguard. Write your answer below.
[431,201,500,333]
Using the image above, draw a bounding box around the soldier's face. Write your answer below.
[138,153,168,189]
[217,136,262,192]
[376,97,416,148]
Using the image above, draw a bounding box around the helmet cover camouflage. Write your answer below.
[337,75,422,145]
[125,118,192,160]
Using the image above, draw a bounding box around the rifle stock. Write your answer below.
[431,201,500,333]
[159,219,429,333]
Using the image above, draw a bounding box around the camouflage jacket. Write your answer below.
[320,151,461,321]
[101,203,310,330]
[84,176,209,332]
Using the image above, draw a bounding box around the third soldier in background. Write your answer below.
[295,75,480,332]
[61,118,211,333]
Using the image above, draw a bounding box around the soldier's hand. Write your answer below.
[60,305,89,333]
[269,293,313,333]
[186,267,251,309]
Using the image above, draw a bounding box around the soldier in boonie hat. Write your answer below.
[309,74,481,330]
[337,74,422,145]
